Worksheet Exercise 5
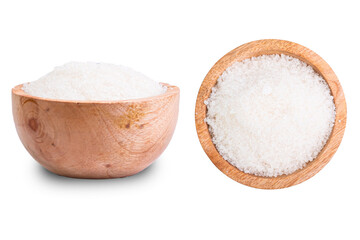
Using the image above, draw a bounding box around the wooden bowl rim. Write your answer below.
[195,39,347,189]
[12,83,179,104]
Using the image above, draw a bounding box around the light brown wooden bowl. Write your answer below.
[12,83,179,178]
[195,39,346,189]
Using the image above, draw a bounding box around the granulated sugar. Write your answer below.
[205,54,336,177]
[23,62,166,101]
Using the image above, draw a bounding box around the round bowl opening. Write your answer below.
[195,39,346,189]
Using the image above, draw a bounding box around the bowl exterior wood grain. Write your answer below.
[195,39,347,189]
[13,84,179,178]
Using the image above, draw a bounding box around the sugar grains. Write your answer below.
[205,54,335,177]
[23,62,166,101]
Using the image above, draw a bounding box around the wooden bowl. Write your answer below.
[195,39,346,189]
[12,83,179,178]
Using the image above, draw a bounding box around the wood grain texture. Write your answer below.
[12,83,179,178]
[195,39,346,189]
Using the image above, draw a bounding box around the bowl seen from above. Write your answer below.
[195,39,346,189]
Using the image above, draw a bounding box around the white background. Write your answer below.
[1,0,359,239]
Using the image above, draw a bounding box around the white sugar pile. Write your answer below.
[23,62,167,101]
[205,54,336,177]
